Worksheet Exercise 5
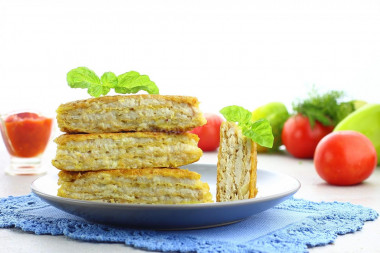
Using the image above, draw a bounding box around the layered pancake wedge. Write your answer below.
[58,168,213,204]
[52,132,202,171]
[56,94,207,133]
[216,121,258,202]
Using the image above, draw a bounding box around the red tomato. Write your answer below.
[314,131,377,185]
[282,114,334,158]
[190,113,223,151]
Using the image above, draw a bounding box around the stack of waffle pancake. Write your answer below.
[52,94,213,204]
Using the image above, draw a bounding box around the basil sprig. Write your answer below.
[220,105,274,148]
[67,67,159,97]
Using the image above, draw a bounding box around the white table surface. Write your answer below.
[0,150,379,253]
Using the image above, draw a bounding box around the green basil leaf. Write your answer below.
[117,72,159,95]
[242,119,274,148]
[67,67,100,88]
[87,84,103,97]
[67,67,159,97]
[117,71,140,86]
[220,105,252,124]
[221,105,274,148]
[101,72,118,88]
[127,76,159,94]
[101,86,111,95]
[114,87,128,94]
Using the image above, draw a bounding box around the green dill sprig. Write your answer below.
[292,88,355,127]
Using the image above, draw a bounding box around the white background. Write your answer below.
[0,0,379,115]
[1,3,380,251]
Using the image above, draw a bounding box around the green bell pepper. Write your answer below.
[334,103,380,165]
[252,102,289,152]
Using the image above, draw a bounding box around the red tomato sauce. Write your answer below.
[1,112,53,158]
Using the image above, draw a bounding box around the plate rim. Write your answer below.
[31,164,301,210]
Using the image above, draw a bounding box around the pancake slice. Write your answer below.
[58,168,213,204]
[216,121,258,202]
[52,132,202,171]
[56,94,207,134]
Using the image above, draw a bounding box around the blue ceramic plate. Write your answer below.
[31,164,300,230]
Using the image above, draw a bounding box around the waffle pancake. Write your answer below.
[58,168,213,204]
[56,94,207,133]
[216,121,258,202]
[52,132,202,171]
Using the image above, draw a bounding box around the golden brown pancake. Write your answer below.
[52,132,202,171]
[58,168,213,204]
[56,94,207,133]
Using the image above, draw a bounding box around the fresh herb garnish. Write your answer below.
[67,67,159,97]
[220,105,274,148]
[292,88,355,127]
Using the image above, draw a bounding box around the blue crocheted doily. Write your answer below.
[0,194,378,253]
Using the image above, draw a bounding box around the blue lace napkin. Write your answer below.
[0,194,378,253]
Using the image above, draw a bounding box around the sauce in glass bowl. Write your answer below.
[1,112,53,158]
[0,112,53,175]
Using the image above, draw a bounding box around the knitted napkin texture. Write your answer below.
[0,194,378,253]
